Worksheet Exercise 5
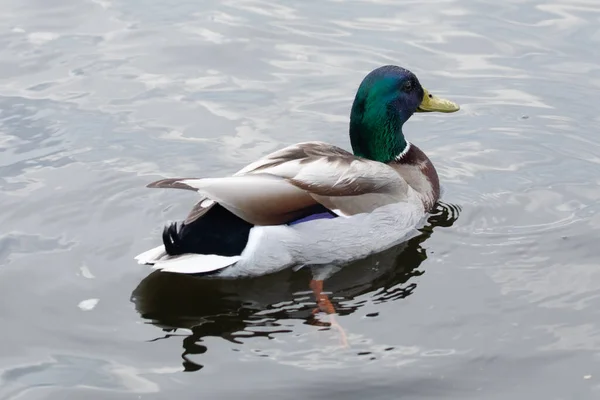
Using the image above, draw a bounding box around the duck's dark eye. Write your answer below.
[402,80,413,92]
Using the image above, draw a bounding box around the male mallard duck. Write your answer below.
[135,65,459,280]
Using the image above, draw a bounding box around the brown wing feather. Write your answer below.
[236,141,356,174]
[184,196,216,224]
[147,178,199,191]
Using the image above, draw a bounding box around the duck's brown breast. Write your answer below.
[390,144,440,212]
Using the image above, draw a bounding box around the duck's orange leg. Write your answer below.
[309,279,348,347]
[310,279,335,314]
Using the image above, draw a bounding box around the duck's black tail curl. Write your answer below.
[160,203,255,257]
[162,222,185,256]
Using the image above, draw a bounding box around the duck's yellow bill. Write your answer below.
[416,88,460,113]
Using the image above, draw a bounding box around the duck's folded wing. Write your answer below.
[147,142,411,225]
[266,150,412,217]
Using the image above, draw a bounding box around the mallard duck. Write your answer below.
[135,65,459,281]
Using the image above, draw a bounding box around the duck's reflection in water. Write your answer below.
[131,202,460,371]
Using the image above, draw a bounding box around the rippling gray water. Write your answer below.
[1,0,600,398]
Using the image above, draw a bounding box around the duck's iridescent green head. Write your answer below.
[349,65,459,163]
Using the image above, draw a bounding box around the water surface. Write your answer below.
[1,0,600,398]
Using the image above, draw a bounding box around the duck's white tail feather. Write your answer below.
[152,254,241,274]
[135,245,167,265]
[135,244,240,274]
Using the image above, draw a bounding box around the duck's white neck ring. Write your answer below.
[394,141,412,161]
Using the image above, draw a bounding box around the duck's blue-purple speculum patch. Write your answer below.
[287,212,337,226]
